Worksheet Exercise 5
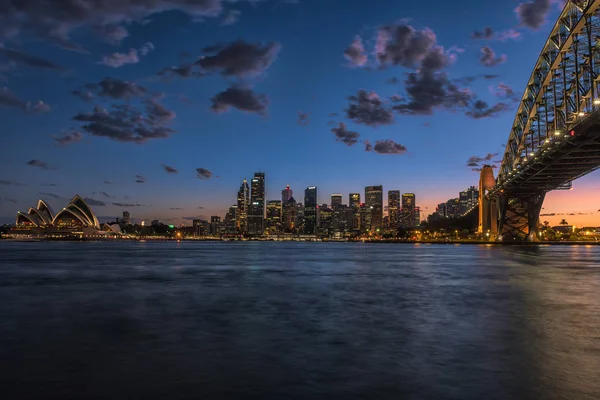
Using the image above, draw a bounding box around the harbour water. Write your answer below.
[1,242,599,399]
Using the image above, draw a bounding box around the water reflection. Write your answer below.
[0,242,599,399]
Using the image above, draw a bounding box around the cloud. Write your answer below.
[197,206,205,209]
[297,111,310,126]
[1,197,17,204]
[0,0,252,48]
[491,83,517,99]
[92,192,115,199]
[392,71,473,115]
[0,179,25,186]
[182,216,207,221]
[197,40,281,78]
[29,100,51,113]
[104,180,113,184]
[516,0,555,30]
[0,86,27,110]
[112,202,143,207]
[480,46,507,67]
[54,131,83,145]
[344,36,368,67]
[84,197,106,206]
[366,140,407,154]
[471,27,494,40]
[465,100,510,119]
[222,10,241,25]
[386,77,399,84]
[466,153,500,169]
[26,159,53,170]
[39,192,62,199]
[135,174,146,183]
[0,47,62,69]
[374,23,454,71]
[170,207,183,210]
[100,49,139,68]
[346,90,394,126]
[471,27,522,41]
[145,98,175,123]
[99,42,154,68]
[162,164,178,174]
[160,39,280,80]
[331,122,360,146]
[73,103,176,143]
[196,168,212,180]
[210,87,268,115]
[72,89,94,101]
[79,77,147,99]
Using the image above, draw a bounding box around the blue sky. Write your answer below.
[3,0,592,225]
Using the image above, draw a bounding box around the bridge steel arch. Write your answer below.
[483,0,600,241]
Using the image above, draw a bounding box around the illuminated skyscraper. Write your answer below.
[388,190,400,229]
[304,186,317,234]
[236,179,249,233]
[401,193,416,227]
[365,185,383,232]
[266,200,282,229]
[248,172,265,235]
[331,194,342,209]
[349,193,360,209]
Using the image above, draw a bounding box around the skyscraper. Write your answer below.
[331,194,343,209]
[365,186,383,232]
[349,193,360,209]
[401,193,416,227]
[266,200,282,229]
[248,172,265,235]
[282,185,293,204]
[388,190,400,229]
[304,186,317,234]
[459,190,469,215]
[236,179,249,233]
[122,211,130,224]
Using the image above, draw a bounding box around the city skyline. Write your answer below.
[1,0,598,227]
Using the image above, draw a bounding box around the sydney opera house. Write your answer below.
[13,195,120,237]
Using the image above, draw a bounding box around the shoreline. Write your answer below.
[1,237,599,245]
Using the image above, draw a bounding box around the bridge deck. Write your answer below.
[489,112,600,198]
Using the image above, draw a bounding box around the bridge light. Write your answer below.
[578,112,585,117]
[569,130,575,136]
[554,130,561,136]
[530,152,535,157]
[595,99,600,105]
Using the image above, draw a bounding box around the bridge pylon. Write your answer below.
[496,193,546,242]
[478,166,498,239]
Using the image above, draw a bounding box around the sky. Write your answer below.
[0,0,597,227]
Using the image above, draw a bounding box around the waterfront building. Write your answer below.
[446,198,460,218]
[122,211,131,225]
[248,172,265,235]
[210,216,221,235]
[266,200,282,229]
[437,203,447,218]
[388,190,400,229]
[13,195,104,237]
[224,206,238,234]
[236,179,250,233]
[282,196,297,233]
[318,205,333,236]
[401,193,416,228]
[365,186,383,232]
[303,187,317,234]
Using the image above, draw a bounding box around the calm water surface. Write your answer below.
[1,242,599,399]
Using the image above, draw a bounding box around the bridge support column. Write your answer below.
[496,192,546,242]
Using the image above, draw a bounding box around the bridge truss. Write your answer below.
[484,0,600,240]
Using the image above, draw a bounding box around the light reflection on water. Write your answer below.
[0,242,599,399]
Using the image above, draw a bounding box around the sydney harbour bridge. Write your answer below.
[479,0,600,241]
